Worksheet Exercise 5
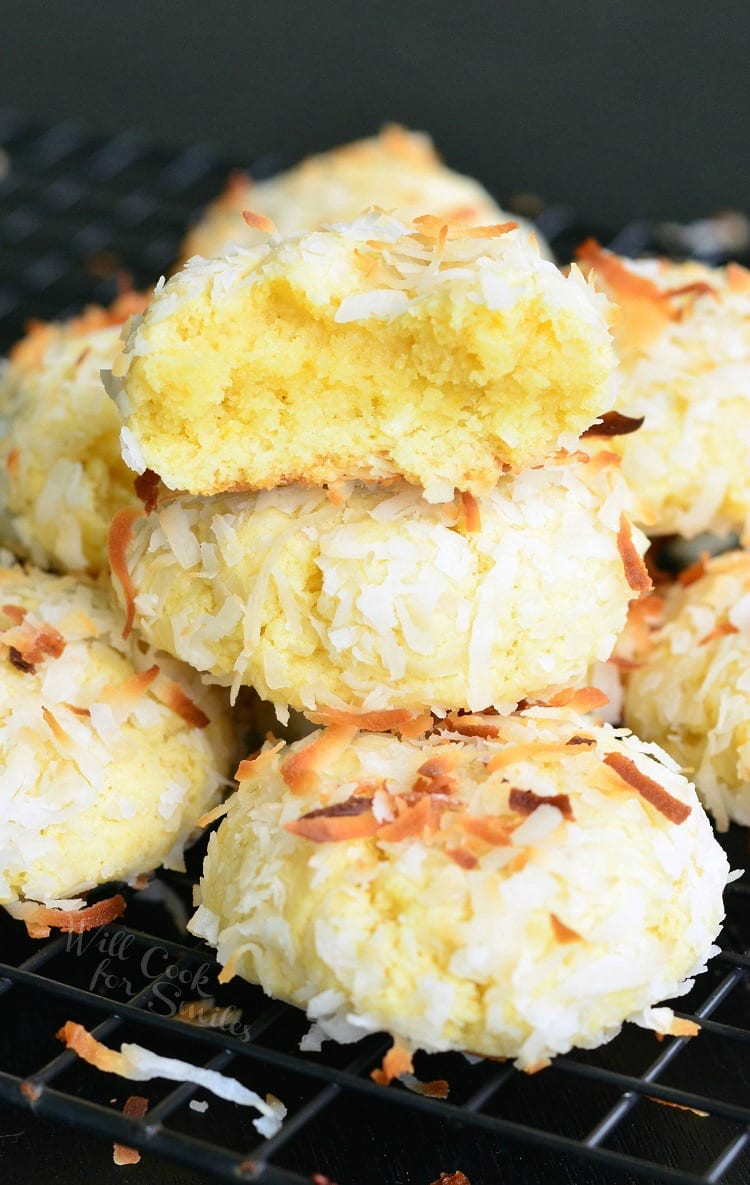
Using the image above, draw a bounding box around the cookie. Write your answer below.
[190,712,727,1068]
[107,214,613,501]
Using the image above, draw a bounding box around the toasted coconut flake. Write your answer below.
[662,280,718,305]
[669,1017,701,1038]
[545,686,609,713]
[460,491,481,533]
[414,214,517,241]
[678,553,710,587]
[153,678,210,729]
[377,796,440,842]
[57,1022,286,1135]
[581,411,645,438]
[445,846,478,869]
[509,787,574,821]
[6,447,20,480]
[585,448,622,475]
[0,619,65,667]
[2,604,27,625]
[57,1021,130,1075]
[113,1095,149,1166]
[133,469,161,514]
[241,209,277,236]
[399,1073,450,1099]
[286,797,379,843]
[62,702,92,718]
[235,740,285,782]
[441,713,500,738]
[371,1042,414,1086]
[42,705,73,750]
[417,752,462,779]
[645,1095,708,1117]
[197,801,230,829]
[398,711,433,739]
[566,735,596,747]
[102,664,160,708]
[550,913,583,944]
[727,262,750,293]
[410,767,457,797]
[617,515,652,596]
[108,508,144,639]
[523,1058,551,1075]
[458,814,515,847]
[602,752,691,824]
[20,894,126,939]
[307,708,422,734]
[9,646,35,674]
[699,621,739,646]
[217,949,238,985]
[281,725,357,795]
[577,240,664,303]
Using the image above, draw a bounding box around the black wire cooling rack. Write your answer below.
[0,110,748,1185]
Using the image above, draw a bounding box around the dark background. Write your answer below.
[1,0,748,224]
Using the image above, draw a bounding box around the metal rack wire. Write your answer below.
[0,110,748,1185]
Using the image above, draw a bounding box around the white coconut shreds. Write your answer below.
[112,459,648,715]
[189,713,728,1069]
[625,550,750,828]
[57,1023,285,1137]
[580,245,750,539]
[0,564,237,905]
[178,124,549,264]
[0,295,149,573]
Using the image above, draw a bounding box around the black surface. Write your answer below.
[1,1,749,225]
[0,113,749,1185]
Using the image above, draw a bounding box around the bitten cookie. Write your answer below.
[107,214,614,502]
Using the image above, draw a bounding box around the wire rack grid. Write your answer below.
[0,110,748,1185]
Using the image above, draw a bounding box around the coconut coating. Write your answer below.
[624,551,750,829]
[113,460,647,716]
[0,565,237,904]
[0,295,149,573]
[179,124,547,263]
[190,713,728,1068]
[580,244,750,539]
[107,214,614,502]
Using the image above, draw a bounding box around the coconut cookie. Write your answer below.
[0,293,149,573]
[0,564,237,905]
[110,460,649,716]
[624,550,750,829]
[179,124,546,263]
[107,214,614,502]
[190,712,728,1070]
[579,242,750,540]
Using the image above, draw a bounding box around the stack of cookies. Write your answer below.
[101,210,729,1073]
[0,127,546,920]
